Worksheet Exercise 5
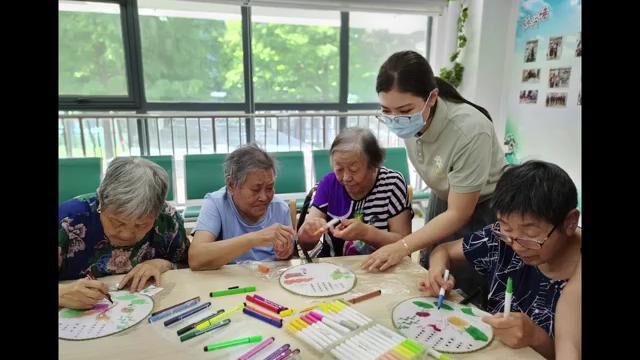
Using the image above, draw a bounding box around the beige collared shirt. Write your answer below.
[405,98,505,202]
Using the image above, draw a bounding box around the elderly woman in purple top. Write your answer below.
[297,128,412,258]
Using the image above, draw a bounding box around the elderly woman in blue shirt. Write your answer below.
[188,144,295,270]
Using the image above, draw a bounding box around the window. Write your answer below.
[58,111,139,158]
[252,7,340,103]
[348,12,429,103]
[59,1,128,96]
[138,0,244,103]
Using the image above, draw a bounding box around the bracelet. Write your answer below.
[401,239,412,256]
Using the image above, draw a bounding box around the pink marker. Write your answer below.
[309,311,351,335]
[237,336,275,360]
[254,294,287,312]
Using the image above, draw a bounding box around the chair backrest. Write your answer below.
[141,155,175,201]
[59,157,102,203]
[184,154,227,200]
[383,147,411,185]
[271,151,306,193]
[312,149,332,184]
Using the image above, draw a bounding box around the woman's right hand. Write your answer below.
[297,217,328,244]
[59,278,110,310]
[418,267,456,296]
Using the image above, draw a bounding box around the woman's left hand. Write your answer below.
[118,259,173,292]
[360,241,407,272]
[330,219,370,241]
[273,235,294,259]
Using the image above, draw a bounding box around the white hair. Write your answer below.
[97,157,168,219]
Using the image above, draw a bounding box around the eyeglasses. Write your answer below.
[375,91,435,125]
[491,222,558,250]
[375,101,428,126]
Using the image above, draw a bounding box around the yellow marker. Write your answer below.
[327,303,342,313]
[288,320,302,332]
[331,301,345,309]
[293,319,309,330]
[286,322,299,333]
[392,344,414,359]
[195,303,244,331]
[279,308,294,317]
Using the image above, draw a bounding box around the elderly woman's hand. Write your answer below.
[297,217,327,244]
[59,278,110,310]
[360,241,408,272]
[118,258,173,292]
[255,223,295,256]
[330,219,371,241]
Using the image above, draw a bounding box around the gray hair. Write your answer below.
[224,143,276,187]
[97,157,168,219]
[330,127,385,168]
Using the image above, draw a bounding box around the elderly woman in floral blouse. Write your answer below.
[58,157,189,309]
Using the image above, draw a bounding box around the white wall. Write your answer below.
[433,0,518,144]
[456,0,518,144]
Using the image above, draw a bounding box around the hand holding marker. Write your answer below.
[313,218,341,237]
[436,269,450,310]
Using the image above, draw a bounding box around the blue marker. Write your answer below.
[164,302,211,327]
[242,307,283,328]
[436,269,450,310]
[148,297,200,323]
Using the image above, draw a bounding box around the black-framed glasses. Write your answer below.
[491,221,558,250]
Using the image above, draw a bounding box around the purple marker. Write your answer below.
[281,349,300,360]
[272,349,292,360]
[253,294,287,312]
[263,344,291,360]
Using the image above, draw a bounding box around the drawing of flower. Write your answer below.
[61,217,87,257]
[134,242,155,264]
[107,249,133,273]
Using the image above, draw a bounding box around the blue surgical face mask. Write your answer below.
[377,91,436,139]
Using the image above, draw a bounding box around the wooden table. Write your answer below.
[59,256,544,359]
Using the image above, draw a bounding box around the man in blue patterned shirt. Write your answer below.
[419,160,581,359]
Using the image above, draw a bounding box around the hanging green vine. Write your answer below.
[439,4,469,88]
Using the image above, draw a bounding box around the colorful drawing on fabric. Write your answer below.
[392,297,493,353]
[279,262,356,297]
[59,291,153,340]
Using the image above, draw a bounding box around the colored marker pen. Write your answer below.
[437,269,450,310]
[504,277,513,318]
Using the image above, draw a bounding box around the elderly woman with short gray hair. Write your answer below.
[297,128,412,258]
[58,157,189,310]
[189,144,295,270]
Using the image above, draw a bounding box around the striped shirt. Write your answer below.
[311,166,411,257]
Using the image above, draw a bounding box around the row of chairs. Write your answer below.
[58,148,430,221]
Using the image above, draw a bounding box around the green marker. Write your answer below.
[504,277,513,318]
[210,286,256,297]
[203,335,263,352]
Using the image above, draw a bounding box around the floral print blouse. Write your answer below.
[58,193,189,280]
